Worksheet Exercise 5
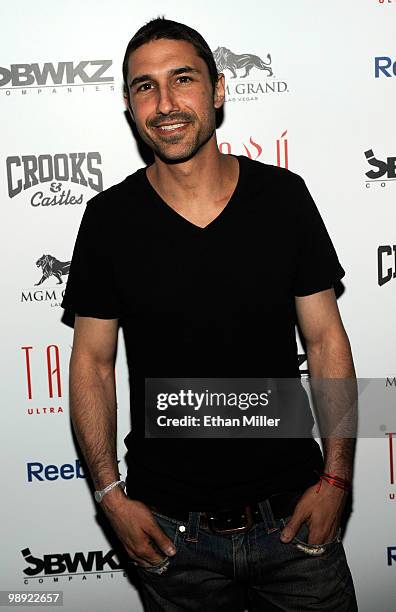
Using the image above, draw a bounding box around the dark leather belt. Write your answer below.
[150,491,302,535]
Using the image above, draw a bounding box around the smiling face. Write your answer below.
[124,38,224,163]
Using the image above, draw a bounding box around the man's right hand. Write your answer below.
[101,490,177,567]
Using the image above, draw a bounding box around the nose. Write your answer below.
[156,84,179,116]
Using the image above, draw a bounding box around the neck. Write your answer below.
[147,135,236,206]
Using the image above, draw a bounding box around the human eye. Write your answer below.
[176,75,193,84]
[136,82,154,92]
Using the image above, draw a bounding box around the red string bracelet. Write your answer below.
[314,471,351,494]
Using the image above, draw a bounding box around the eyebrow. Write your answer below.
[129,66,201,88]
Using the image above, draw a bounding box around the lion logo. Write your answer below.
[35,254,71,286]
[213,46,273,78]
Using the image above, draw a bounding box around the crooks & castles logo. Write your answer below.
[6,152,103,206]
[213,45,288,103]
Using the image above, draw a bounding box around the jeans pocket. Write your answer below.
[136,556,171,575]
[280,517,342,556]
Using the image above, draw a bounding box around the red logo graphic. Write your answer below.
[21,345,65,416]
[386,432,395,500]
[276,131,289,169]
[218,131,289,168]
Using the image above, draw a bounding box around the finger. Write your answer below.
[147,522,177,557]
[280,512,306,543]
[127,553,152,568]
[132,538,169,566]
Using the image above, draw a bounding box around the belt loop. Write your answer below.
[185,511,201,543]
[258,498,276,530]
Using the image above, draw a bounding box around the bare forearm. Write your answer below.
[69,354,120,491]
[306,333,357,481]
[67,335,176,565]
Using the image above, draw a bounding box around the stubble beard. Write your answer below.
[138,110,216,164]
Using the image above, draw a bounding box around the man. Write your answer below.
[62,17,358,611]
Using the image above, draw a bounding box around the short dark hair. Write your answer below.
[122,17,218,95]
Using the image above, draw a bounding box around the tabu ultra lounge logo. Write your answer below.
[0,60,114,96]
[385,377,396,566]
[386,430,395,501]
[21,344,65,416]
[385,378,396,502]
[213,45,288,103]
[6,152,103,207]
[21,547,126,584]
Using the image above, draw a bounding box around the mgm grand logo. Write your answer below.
[213,46,288,101]
[21,254,70,307]
[6,152,103,206]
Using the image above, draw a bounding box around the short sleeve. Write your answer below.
[61,196,120,318]
[293,176,345,297]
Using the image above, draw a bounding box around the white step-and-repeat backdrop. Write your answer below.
[1,1,395,610]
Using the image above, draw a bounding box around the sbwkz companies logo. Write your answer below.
[213,46,288,103]
[21,254,70,309]
[365,149,396,188]
[374,56,396,78]
[377,245,396,286]
[21,344,65,416]
[6,152,103,206]
[0,60,114,96]
[21,547,126,583]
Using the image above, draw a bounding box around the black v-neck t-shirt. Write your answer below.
[62,155,345,511]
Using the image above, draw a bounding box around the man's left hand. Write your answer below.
[279,480,348,545]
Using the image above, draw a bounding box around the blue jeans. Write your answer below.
[133,499,358,611]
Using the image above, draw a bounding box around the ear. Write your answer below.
[123,89,135,122]
[213,73,225,110]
